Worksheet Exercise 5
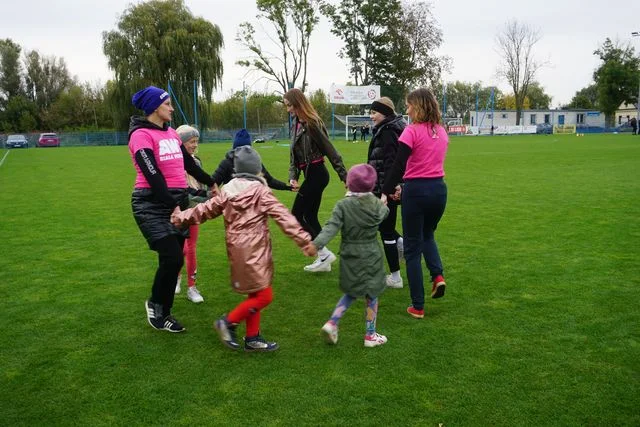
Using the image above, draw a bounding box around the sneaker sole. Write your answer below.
[244,344,279,352]
[407,308,424,319]
[432,283,446,299]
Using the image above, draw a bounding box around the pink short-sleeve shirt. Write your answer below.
[128,127,187,188]
[398,123,449,179]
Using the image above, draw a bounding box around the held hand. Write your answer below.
[208,183,219,198]
[170,207,182,227]
[391,185,402,201]
[303,242,318,257]
[290,180,300,191]
[380,193,388,206]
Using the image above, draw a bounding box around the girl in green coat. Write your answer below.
[311,164,390,347]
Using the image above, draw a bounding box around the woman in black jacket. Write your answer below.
[284,88,348,272]
[368,97,407,289]
[210,128,291,191]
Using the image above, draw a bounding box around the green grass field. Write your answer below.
[1,133,639,426]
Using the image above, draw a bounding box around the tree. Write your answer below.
[0,39,23,106]
[526,81,552,109]
[102,0,224,129]
[565,84,598,109]
[0,95,38,132]
[321,0,402,86]
[370,1,449,104]
[236,0,319,94]
[495,20,544,125]
[593,38,640,127]
[23,50,73,112]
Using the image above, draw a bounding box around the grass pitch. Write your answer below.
[0,133,638,426]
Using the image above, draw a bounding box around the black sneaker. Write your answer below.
[244,335,279,352]
[145,300,185,333]
[214,316,240,350]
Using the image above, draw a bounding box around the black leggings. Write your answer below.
[292,162,330,239]
[379,200,401,272]
[150,234,185,314]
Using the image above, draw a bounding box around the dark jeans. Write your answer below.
[150,234,185,315]
[292,162,329,239]
[401,178,447,310]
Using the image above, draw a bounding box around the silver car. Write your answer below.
[5,134,29,149]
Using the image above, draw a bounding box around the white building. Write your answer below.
[468,109,606,128]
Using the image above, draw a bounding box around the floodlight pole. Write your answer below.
[633,32,640,135]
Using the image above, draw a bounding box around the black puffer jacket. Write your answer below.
[212,149,291,191]
[367,115,406,195]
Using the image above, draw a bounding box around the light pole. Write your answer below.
[633,32,640,135]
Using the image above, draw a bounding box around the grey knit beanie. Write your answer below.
[233,146,262,175]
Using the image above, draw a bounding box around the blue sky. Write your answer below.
[2,0,640,106]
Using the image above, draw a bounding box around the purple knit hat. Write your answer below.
[347,164,376,193]
[132,86,170,115]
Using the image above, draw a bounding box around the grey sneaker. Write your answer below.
[244,335,279,352]
[187,286,204,303]
[214,316,240,350]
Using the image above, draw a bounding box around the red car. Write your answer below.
[37,133,60,147]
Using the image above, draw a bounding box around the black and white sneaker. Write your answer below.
[244,335,279,352]
[145,300,185,333]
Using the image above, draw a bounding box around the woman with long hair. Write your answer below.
[284,88,348,272]
[382,88,449,319]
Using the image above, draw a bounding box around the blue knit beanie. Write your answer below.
[233,129,252,148]
[132,86,170,116]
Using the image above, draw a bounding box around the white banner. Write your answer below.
[329,84,380,104]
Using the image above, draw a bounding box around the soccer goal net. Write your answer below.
[335,114,409,140]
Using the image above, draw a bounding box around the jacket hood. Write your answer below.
[346,194,387,228]
[128,116,168,139]
[373,114,406,135]
[222,177,267,210]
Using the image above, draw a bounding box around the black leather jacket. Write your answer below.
[289,118,347,182]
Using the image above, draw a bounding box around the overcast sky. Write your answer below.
[2,0,640,106]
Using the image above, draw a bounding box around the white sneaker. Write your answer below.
[397,237,404,261]
[364,333,388,347]
[385,274,403,289]
[304,251,336,272]
[175,276,182,294]
[187,286,204,303]
[321,321,338,344]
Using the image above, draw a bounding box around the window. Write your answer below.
[544,114,550,124]
[501,113,508,119]
[487,113,492,119]
[530,114,537,125]
[577,113,584,124]
[619,116,623,124]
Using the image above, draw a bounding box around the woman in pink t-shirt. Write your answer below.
[129,86,214,333]
[381,88,449,319]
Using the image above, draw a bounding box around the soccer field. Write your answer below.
[1,134,639,425]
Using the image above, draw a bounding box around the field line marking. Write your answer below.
[0,150,9,168]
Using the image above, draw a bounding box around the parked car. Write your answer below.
[536,123,553,134]
[5,134,29,149]
[37,133,60,147]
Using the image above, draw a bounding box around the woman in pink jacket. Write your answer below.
[171,146,316,351]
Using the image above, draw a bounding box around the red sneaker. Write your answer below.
[431,275,446,299]
[406,306,424,319]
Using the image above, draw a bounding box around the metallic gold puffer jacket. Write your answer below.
[172,177,312,293]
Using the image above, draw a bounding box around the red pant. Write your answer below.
[182,224,199,287]
[227,287,273,337]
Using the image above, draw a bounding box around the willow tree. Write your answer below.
[102,0,223,129]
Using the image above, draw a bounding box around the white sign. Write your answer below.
[329,84,380,105]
